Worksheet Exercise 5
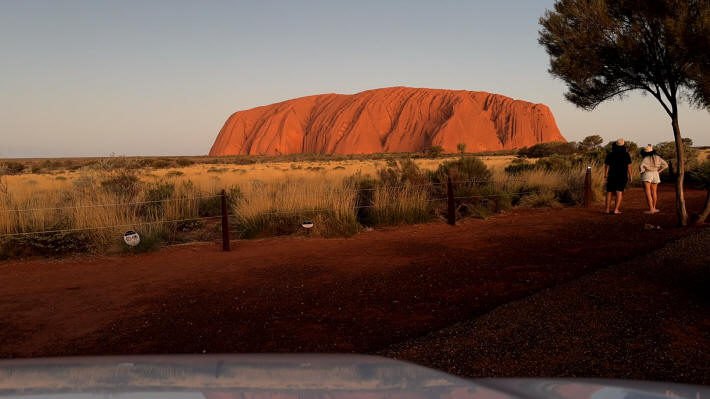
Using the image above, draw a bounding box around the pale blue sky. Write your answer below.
[1,0,708,158]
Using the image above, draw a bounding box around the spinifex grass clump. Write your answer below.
[233,177,359,238]
[496,159,604,206]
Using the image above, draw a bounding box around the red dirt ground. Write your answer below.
[0,186,707,362]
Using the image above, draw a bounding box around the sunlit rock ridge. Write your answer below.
[209,87,566,156]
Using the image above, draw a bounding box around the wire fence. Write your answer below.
[0,178,588,238]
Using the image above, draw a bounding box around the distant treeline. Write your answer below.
[0,137,705,175]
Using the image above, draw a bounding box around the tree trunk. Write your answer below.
[671,115,689,226]
[696,191,710,225]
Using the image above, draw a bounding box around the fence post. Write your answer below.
[447,177,456,226]
[584,165,592,209]
[221,189,231,252]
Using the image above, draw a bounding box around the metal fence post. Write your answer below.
[584,165,592,209]
[221,189,231,251]
[447,177,456,226]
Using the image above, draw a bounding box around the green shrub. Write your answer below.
[535,154,576,171]
[505,158,536,174]
[426,145,445,157]
[0,232,92,259]
[518,142,578,158]
[141,181,175,215]
[519,191,561,208]
[150,159,174,169]
[100,170,142,198]
[579,135,604,152]
[3,161,26,174]
[345,174,378,225]
[654,139,699,171]
[198,186,243,217]
[176,158,195,167]
[377,158,427,186]
[689,160,710,190]
[120,230,167,254]
[435,156,491,182]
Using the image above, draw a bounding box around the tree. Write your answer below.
[580,135,604,151]
[655,138,699,175]
[457,143,467,154]
[427,145,444,158]
[539,0,710,226]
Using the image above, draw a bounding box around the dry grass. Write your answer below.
[1,154,593,256]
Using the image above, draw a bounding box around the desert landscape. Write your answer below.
[2,142,710,385]
[3,0,710,394]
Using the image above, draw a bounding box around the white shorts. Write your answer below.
[641,171,661,184]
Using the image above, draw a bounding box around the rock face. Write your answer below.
[209,87,565,156]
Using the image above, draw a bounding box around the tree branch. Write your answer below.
[642,83,674,117]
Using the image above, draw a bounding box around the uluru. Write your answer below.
[209,87,566,156]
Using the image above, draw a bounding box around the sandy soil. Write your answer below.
[380,227,710,385]
[0,186,707,383]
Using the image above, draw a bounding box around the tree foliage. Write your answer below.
[518,141,579,158]
[580,135,604,151]
[539,0,709,115]
[539,0,710,225]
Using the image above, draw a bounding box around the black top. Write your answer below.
[605,144,632,178]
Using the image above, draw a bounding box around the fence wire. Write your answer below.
[0,194,221,213]
[1,180,587,237]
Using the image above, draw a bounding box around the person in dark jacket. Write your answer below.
[604,139,633,214]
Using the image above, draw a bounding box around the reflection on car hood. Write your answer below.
[0,354,707,399]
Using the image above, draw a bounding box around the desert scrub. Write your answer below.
[0,232,92,259]
[233,177,358,238]
[0,153,593,258]
[352,159,432,226]
[498,159,604,205]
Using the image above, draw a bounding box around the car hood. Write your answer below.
[0,354,707,399]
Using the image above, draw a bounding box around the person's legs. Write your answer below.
[643,181,654,213]
[614,191,623,214]
[651,183,659,212]
[605,191,613,213]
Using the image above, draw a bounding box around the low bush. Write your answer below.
[165,170,184,178]
[141,181,175,216]
[100,170,142,199]
[175,158,195,167]
[119,229,167,254]
[149,158,174,169]
[2,161,26,175]
[377,158,427,186]
[434,156,491,182]
[0,232,92,259]
[518,142,578,158]
[505,158,536,174]
[519,191,561,208]
[198,186,242,217]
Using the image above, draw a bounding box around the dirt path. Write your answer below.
[0,186,707,361]
[380,226,710,385]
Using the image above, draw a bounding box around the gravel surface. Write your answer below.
[379,227,710,385]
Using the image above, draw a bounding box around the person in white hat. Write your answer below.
[639,145,668,214]
[604,139,633,214]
